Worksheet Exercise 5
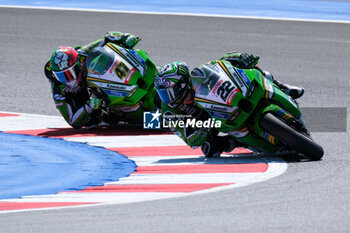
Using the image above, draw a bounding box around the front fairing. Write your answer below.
[192,62,249,129]
[86,44,156,108]
[192,63,239,106]
[86,44,157,123]
[192,61,302,129]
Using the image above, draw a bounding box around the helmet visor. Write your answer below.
[52,63,79,84]
[156,83,182,105]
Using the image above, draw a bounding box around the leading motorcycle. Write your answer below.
[191,61,324,160]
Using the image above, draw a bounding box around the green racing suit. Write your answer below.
[160,52,259,147]
[44,31,140,129]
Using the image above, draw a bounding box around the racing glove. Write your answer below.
[53,93,66,101]
[104,32,140,49]
[122,33,140,49]
[220,52,259,69]
[85,95,102,113]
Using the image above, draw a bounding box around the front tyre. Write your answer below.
[260,113,324,161]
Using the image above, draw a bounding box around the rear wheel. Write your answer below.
[260,113,324,160]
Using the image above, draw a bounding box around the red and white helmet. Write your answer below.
[49,46,84,91]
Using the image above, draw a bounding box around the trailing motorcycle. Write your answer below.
[86,43,159,124]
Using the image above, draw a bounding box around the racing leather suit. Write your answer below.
[161,52,257,148]
[44,31,140,129]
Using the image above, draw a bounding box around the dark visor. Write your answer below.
[156,83,182,104]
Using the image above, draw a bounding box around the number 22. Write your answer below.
[217,81,235,101]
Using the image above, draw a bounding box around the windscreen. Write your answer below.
[191,64,220,96]
[87,47,115,75]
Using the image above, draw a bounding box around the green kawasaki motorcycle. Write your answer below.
[191,61,324,160]
[86,43,159,124]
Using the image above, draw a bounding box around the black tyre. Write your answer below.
[260,113,324,160]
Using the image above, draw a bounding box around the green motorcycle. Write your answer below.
[191,61,324,160]
[86,43,159,124]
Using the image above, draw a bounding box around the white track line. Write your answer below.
[0,113,68,131]
[65,135,186,147]
[0,111,288,213]
[1,5,349,24]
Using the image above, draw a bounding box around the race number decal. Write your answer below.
[217,81,235,101]
[114,61,130,79]
[194,64,240,105]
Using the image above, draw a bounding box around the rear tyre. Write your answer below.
[260,113,324,161]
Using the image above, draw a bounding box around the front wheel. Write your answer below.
[260,113,324,160]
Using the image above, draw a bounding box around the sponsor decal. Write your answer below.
[208,111,230,119]
[212,79,223,94]
[119,47,145,75]
[210,104,228,112]
[106,44,145,76]
[232,70,245,87]
[276,109,293,121]
[109,61,118,74]
[129,50,146,66]
[237,69,251,86]
[124,68,136,84]
[107,83,126,90]
[53,94,65,101]
[105,90,128,97]
[90,81,136,91]
[230,69,247,96]
[197,102,238,113]
[226,87,239,105]
[263,132,275,144]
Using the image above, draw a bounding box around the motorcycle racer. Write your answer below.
[154,52,304,157]
[44,31,140,129]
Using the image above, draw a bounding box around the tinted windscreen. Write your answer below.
[191,64,220,95]
[87,47,114,75]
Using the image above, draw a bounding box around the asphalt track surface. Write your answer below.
[0,7,349,233]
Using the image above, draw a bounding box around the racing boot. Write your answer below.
[201,141,221,158]
[201,136,237,158]
[263,70,304,99]
[272,80,304,99]
[221,136,237,153]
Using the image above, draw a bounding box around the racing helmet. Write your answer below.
[154,61,190,107]
[49,46,84,91]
